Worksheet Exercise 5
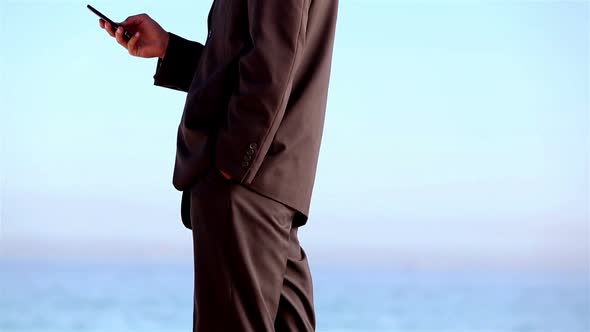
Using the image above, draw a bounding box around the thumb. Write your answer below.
[120,13,148,28]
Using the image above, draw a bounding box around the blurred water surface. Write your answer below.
[0,260,588,332]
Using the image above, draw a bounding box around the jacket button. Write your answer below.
[246,148,255,155]
[241,161,250,168]
[249,142,258,149]
[244,155,252,161]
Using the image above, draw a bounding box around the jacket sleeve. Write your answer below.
[214,0,310,184]
[153,32,205,92]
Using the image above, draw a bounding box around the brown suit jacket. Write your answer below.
[153,0,338,229]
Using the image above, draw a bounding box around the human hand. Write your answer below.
[99,13,169,58]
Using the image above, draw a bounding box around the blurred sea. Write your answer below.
[1,260,588,332]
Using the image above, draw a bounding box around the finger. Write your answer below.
[104,21,115,37]
[120,13,147,28]
[115,26,128,47]
[99,18,105,29]
[127,32,141,56]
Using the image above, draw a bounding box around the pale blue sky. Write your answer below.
[0,0,588,272]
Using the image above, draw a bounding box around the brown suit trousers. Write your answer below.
[189,165,315,331]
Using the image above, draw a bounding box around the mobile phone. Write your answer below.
[87,4,133,41]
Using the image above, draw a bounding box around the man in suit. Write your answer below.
[98,0,338,330]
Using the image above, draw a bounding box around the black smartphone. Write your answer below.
[87,4,133,41]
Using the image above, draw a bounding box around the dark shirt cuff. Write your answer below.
[153,32,204,92]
